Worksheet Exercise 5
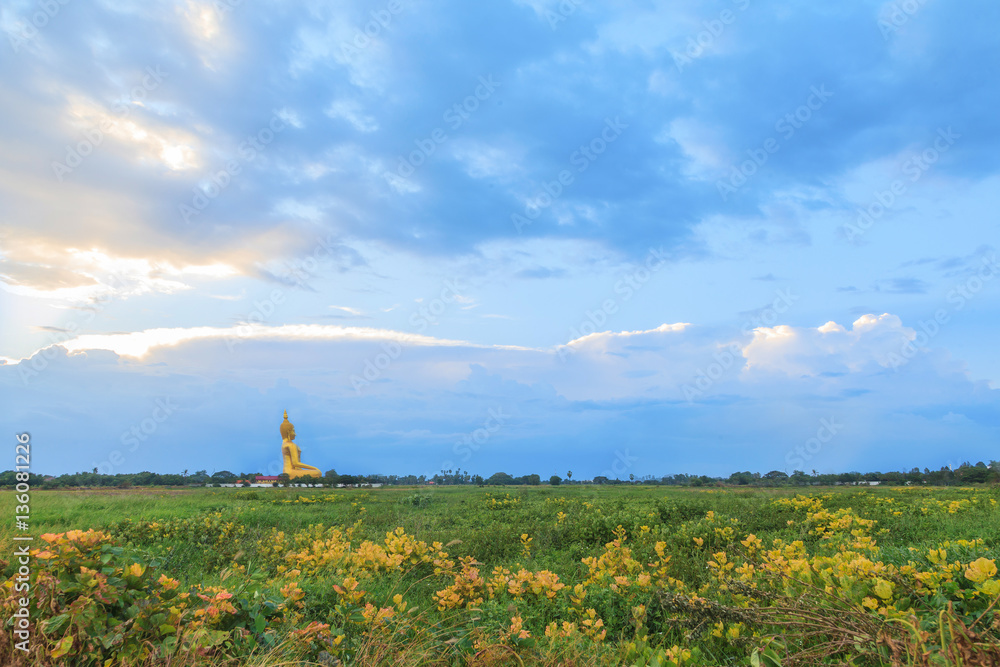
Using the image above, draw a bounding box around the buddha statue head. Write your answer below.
[280,410,296,441]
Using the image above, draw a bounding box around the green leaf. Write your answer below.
[160,624,176,634]
[254,613,266,634]
[51,635,74,659]
[41,614,70,634]
[761,648,783,667]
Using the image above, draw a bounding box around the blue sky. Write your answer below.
[1,0,998,479]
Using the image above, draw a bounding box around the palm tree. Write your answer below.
[567,470,572,481]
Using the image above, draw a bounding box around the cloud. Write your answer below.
[873,277,929,294]
[743,313,914,376]
[325,99,379,133]
[3,312,998,476]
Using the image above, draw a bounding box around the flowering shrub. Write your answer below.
[0,530,294,667]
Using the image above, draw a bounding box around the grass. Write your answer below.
[2,484,999,666]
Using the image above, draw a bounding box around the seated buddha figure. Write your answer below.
[280,411,322,479]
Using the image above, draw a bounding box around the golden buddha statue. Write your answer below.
[280,410,321,479]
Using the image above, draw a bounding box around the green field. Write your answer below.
[2,484,999,666]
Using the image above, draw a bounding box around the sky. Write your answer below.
[1,0,998,480]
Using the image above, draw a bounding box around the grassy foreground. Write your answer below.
[2,484,999,666]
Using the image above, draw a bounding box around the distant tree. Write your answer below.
[728,471,753,485]
[763,471,789,484]
[486,472,515,486]
[324,468,340,487]
[211,471,237,483]
[629,473,635,483]
[277,473,291,487]
[790,470,810,486]
[593,475,609,485]
[566,471,572,482]
[549,475,562,486]
[882,471,905,485]
[960,466,989,484]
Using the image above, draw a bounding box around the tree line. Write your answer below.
[1,461,997,489]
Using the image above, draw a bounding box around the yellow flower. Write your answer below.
[507,615,531,639]
[964,558,997,584]
[979,580,1000,596]
[862,596,878,609]
[693,537,704,547]
[873,579,893,600]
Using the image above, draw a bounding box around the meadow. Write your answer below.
[2,483,999,666]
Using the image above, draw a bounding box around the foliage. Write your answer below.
[1,484,998,665]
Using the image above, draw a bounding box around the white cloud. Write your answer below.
[0,248,237,303]
[660,118,729,179]
[325,99,378,133]
[743,313,915,376]
[449,140,524,181]
[5,312,997,476]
